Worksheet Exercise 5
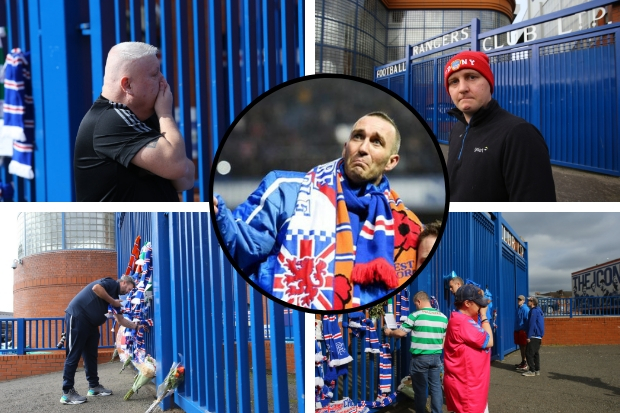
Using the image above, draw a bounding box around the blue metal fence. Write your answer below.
[538,296,620,317]
[324,212,529,405]
[374,0,620,176]
[0,0,304,201]
[116,212,304,413]
[0,317,116,355]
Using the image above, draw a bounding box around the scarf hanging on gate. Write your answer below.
[395,289,410,325]
[361,318,380,354]
[3,49,34,179]
[378,343,392,393]
[273,159,422,310]
[322,314,353,368]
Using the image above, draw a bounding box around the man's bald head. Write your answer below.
[103,42,159,95]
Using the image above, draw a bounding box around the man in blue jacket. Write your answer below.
[522,296,544,377]
[514,294,530,370]
[213,112,423,311]
[60,276,145,404]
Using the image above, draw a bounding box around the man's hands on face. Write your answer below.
[154,79,174,118]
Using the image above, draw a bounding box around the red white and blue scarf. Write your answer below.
[272,159,422,310]
[3,49,34,179]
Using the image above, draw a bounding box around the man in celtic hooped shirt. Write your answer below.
[384,291,448,413]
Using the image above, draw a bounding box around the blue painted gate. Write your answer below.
[375,0,620,176]
[331,212,527,405]
[0,0,304,201]
[116,213,305,413]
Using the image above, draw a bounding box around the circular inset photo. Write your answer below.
[210,74,448,314]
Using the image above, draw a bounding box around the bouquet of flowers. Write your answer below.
[124,355,156,400]
[144,356,185,413]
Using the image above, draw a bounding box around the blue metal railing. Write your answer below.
[0,0,304,201]
[0,317,116,355]
[117,212,304,413]
[538,296,620,317]
[375,0,620,176]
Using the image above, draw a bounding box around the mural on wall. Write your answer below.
[572,260,620,297]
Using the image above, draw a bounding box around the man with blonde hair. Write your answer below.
[74,42,194,201]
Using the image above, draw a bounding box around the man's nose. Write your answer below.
[457,79,469,93]
[358,138,370,154]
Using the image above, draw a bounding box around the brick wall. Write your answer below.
[244,342,296,374]
[0,349,115,382]
[545,317,620,345]
[13,250,117,318]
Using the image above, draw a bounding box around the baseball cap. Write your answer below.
[455,284,488,307]
[120,275,136,286]
[517,295,525,301]
[444,51,494,94]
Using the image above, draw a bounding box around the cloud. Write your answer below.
[502,213,620,295]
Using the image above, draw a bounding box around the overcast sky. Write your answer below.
[502,212,620,295]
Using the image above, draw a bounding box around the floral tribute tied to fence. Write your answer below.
[107,235,157,399]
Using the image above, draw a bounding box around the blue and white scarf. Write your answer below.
[3,49,34,179]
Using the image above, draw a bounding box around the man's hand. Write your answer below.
[479,306,488,318]
[383,326,391,337]
[527,338,530,343]
[111,299,122,308]
[154,79,174,118]
[213,196,218,215]
[133,323,149,332]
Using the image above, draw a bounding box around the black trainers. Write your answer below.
[60,388,87,404]
[87,384,113,396]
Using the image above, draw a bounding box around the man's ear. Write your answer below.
[384,154,400,172]
[342,142,347,158]
[120,76,132,95]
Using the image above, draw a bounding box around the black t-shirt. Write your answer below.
[74,95,179,201]
[65,277,120,327]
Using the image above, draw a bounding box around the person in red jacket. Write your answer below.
[444,50,556,202]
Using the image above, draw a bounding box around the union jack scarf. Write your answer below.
[273,159,422,310]
[2,49,34,179]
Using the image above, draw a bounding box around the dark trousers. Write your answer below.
[62,313,100,391]
[525,337,542,372]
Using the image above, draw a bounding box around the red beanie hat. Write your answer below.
[444,51,494,94]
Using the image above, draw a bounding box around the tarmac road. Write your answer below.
[378,345,620,413]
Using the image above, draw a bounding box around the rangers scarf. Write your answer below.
[273,159,422,310]
[3,49,34,179]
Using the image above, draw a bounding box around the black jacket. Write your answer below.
[447,99,556,202]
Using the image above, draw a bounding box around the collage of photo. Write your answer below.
[0,1,619,413]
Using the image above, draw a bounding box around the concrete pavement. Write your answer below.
[377,345,620,412]
[0,361,184,413]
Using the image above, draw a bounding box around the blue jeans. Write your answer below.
[410,353,443,413]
